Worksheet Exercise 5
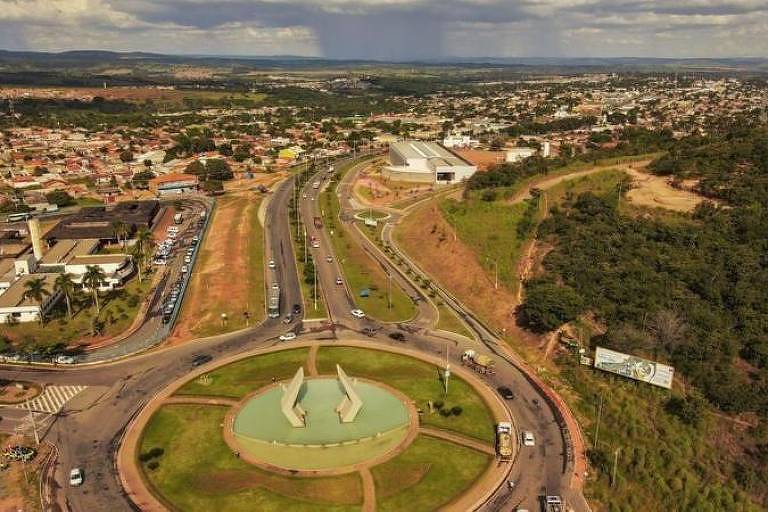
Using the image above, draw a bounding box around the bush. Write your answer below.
[147,460,159,470]
[439,408,452,417]
[433,400,444,410]
[518,278,584,332]
[147,447,164,459]
[451,406,463,416]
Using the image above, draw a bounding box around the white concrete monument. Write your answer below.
[280,367,307,427]
[335,364,363,423]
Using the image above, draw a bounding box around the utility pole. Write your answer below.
[611,447,621,487]
[594,392,604,448]
[387,272,392,310]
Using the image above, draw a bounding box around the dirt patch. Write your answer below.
[625,167,709,212]
[353,164,434,208]
[0,381,41,404]
[396,200,539,348]
[194,469,363,505]
[169,192,262,342]
[452,149,506,171]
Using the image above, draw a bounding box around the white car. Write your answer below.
[522,431,535,447]
[350,309,365,319]
[55,355,76,365]
[279,332,297,342]
[69,468,84,486]
[181,265,189,273]
[311,240,320,248]
[326,255,333,263]
[184,256,192,264]
[268,259,276,269]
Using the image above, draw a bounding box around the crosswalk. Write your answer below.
[21,385,87,414]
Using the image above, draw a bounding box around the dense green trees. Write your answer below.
[45,190,75,207]
[518,278,584,332]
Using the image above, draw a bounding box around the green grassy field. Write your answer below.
[320,168,416,323]
[316,346,495,442]
[175,348,309,398]
[435,303,474,339]
[372,435,490,512]
[440,198,532,296]
[139,405,361,512]
[0,274,154,351]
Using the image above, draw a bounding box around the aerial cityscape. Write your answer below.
[0,2,767,512]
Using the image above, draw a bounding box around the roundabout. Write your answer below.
[120,341,512,512]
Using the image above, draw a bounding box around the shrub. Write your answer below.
[433,400,444,410]
[147,461,159,470]
[451,406,463,416]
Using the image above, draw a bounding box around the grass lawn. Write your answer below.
[372,435,490,512]
[175,348,309,398]
[320,176,416,323]
[0,273,154,351]
[435,303,474,339]
[440,198,532,296]
[316,346,495,443]
[139,405,361,512]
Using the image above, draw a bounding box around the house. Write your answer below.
[0,273,62,324]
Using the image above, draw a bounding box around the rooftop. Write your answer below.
[39,239,99,265]
[0,273,59,309]
[390,141,473,168]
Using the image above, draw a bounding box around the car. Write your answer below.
[153,258,167,266]
[291,304,302,315]
[279,332,297,342]
[184,256,192,264]
[181,265,189,273]
[191,354,212,367]
[335,277,343,286]
[522,431,535,447]
[326,255,333,263]
[69,468,84,486]
[268,259,276,269]
[350,309,365,319]
[363,327,377,337]
[497,386,515,400]
[302,193,307,199]
[311,240,320,248]
[388,332,406,342]
[55,355,76,364]
[282,314,292,324]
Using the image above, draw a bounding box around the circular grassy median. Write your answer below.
[137,344,496,511]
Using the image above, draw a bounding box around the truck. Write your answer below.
[461,349,495,374]
[174,212,183,224]
[268,283,280,319]
[496,422,513,460]
[314,216,323,229]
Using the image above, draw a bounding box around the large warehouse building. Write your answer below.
[384,141,477,185]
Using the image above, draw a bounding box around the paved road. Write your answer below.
[0,153,589,512]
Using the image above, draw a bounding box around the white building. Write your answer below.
[442,134,478,149]
[64,254,134,290]
[0,273,62,324]
[505,147,537,163]
[385,141,477,185]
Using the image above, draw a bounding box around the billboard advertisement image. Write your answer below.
[594,346,674,389]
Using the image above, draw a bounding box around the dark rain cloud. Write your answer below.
[565,0,768,17]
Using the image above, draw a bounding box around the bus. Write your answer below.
[268,283,280,319]
[6,212,32,223]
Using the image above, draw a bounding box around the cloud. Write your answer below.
[0,0,766,58]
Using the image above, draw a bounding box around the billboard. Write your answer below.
[594,346,674,389]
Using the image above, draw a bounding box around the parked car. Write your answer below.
[279,332,297,342]
[181,265,189,273]
[497,386,515,400]
[291,304,302,315]
[350,309,365,319]
[268,259,276,269]
[55,355,76,365]
[388,332,406,342]
[69,468,84,486]
[184,256,192,264]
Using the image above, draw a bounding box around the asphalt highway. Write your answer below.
[0,155,589,512]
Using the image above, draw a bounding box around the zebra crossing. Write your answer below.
[20,385,87,414]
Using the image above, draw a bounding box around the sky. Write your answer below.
[0,0,767,60]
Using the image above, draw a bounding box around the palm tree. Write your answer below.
[23,277,50,325]
[132,227,154,283]
[112,220,128,250]
[54,273,76,320]
[82,265,106,315]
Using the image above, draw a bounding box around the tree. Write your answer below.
[205,159,233,181]
[119,149,134,163]
[202,180,224,194]
[132,227,154,283]
[519,278,584,332]
[23,277,50,325]
[185,160,206,179]
[112,220,128,249]
[82,265,106,314]
[649,310,688,351]
[45,190,75,207]
[54,273,76,320]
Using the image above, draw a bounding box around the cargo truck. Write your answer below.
[461,349,495,374]
[496,422,513,460]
